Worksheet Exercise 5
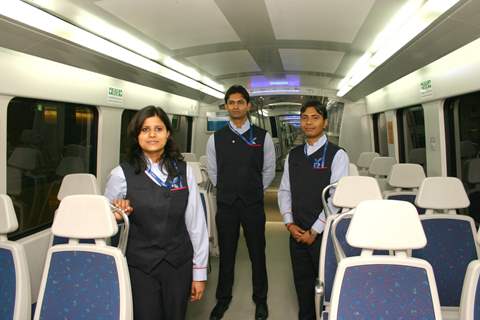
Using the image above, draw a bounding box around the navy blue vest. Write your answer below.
[121,160,193,273]
[214,124,266,205]
[289,141,341,230]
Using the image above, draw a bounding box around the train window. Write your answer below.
[6,98,98,239]
[269,117,278,138]
[326,102,344,145]
[445,92,480,221]
[119,109,137,163]
[119,110,192,163]
[397,105,426,171]
[373,113,389,156]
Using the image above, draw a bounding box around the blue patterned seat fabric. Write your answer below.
[386,194,426,214]
[324,218,387,303]
[412,219,478,306]
[337,264,435,319]
[39,251,120,319]
[0,248,16,320]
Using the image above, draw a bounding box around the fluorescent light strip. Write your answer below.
[0,0,224,99]
[337,0,460,97]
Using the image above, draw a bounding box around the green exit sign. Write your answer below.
[107,87,124,104]
[420,80,432,97]
[108,87,123,97]
[420,80,431,90]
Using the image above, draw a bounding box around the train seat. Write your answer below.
[0,194,31,320]
[355,151,379,175]
[466,158,480,223]
[199,155,208,169]
[348,163,359,176]
[416,177,470,215]
[412,214,479,316]
[182,152,197,162]
[409,147,427,168]
[51,174,100,246]
[368,156,397,192]
[325,200,442,320]
[8,147,45,229]
[384,163,426,213]
[187,162,216,255]
[34,195,132,320]
[459,260,480,320]
[316,176,383,314]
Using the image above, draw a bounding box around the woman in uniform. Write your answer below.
[105,105,208,320]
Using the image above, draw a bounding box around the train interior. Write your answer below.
[1,0,480,319]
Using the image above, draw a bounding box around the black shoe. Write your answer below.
[255,302,268,320]
[210,302,230,320]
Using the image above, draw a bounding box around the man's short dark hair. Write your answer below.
[224,85,250,104]
[300,100,328,119]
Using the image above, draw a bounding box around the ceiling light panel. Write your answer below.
[265,0,375,42]
[95,0,240,50]
[279,49,345,73]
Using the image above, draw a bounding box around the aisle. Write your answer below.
[186,222,298,319]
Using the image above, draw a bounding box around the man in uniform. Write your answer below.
[207,85,275,320]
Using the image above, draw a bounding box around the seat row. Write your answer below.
[1,192,133,320]
[316,175,479,320]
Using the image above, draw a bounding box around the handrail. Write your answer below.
[321,183,337,218]
[330,211,354,262]
[110,204,130,256]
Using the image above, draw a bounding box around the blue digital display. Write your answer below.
[250,75,300,88]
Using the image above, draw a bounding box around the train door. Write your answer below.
[396,105,426,170]
[373,112,389,156]
[445,92,480,222]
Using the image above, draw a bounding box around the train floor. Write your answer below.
[186,221,298,320]
[186,179,299,319]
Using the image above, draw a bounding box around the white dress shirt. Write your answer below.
[206,120,276,190]
[278,135,349,234]
[104,158,209,281]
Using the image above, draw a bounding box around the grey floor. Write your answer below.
[186,222,298,320]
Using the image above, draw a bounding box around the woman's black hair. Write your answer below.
[126,106,184,178]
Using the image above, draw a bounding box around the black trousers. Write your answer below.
[129,259,192,320]
[289,235,322,320]
[215,199,268,304]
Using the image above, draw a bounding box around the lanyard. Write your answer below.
[304,140,328,169]
[145,163,184,190]
[228,123,257,146]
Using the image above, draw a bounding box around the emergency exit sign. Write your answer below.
[420,80,432,97]
[107,87,124,104]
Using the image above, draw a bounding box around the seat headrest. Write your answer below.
[409,148,426,165]
[348,163,359,176]
[8,147,43,170]
[416,177,470,209]
[388,163,426,188]
[0,195,19,235]
[199,155,208,168]
[187,162,203,184]
[332,176,383,208]
[57,174,100,200]
[347,200,426,250]
[52,195,118,239]
[368,157,397,176]
[182,152,197,162]
[467,159,480,184]
[56,156,86,176]
[356,152,379,169]
[461,141,478,159]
